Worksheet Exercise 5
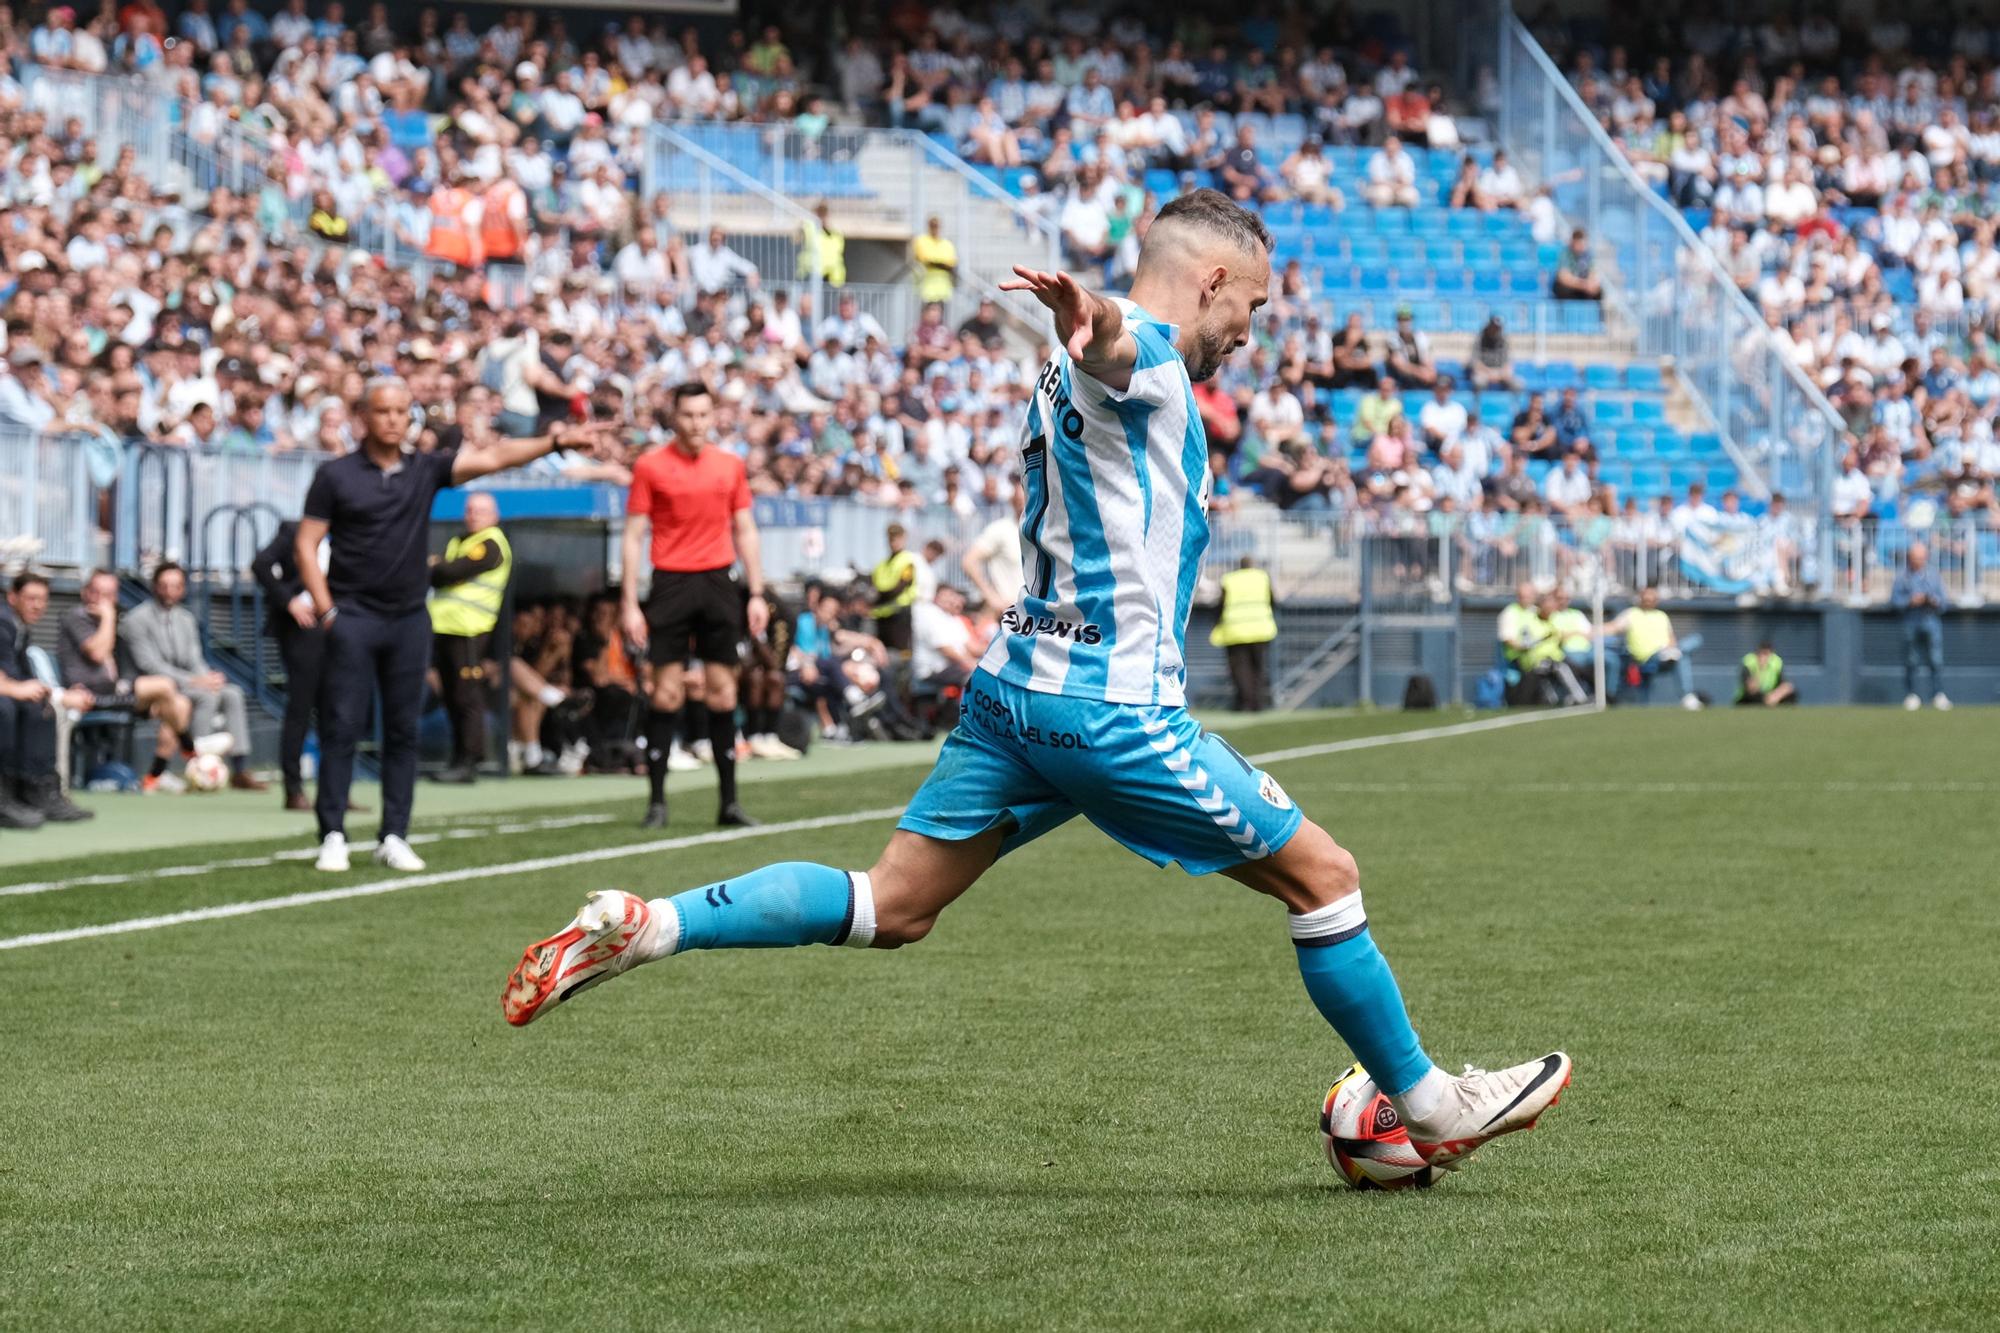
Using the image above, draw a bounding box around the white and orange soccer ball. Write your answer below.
[184,752,229,792]
[1319,1063,1446,1190]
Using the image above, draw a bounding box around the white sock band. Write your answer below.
[842,871,876,948]
[644,897,683,959]
[1288,893,1368,946]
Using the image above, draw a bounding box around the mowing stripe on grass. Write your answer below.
[0,708,1596,952]
[0,813,619,899]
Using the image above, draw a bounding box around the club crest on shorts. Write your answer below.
[1258,772,1292,810]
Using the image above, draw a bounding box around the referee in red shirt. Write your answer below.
[621,383,768,828]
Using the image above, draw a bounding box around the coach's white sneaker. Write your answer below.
[503,889,667,1026]
[1934,693,1953,712]
[373,835,426,872]
[667,743,701,772]
[1680,693,1702,711]
[1905,693,1922,711]
[193,731,235,758]
[748,733,802,760]
[315,832,350,873]
[1403,1052,1572,1171]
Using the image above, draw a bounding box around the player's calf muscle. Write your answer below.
[865,829,1001,947]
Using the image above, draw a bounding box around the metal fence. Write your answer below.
[744,495,1991,610]
[1493,10,1846,523]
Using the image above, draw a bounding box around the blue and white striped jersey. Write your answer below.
[977,301,1212,706]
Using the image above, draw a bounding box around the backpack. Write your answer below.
[1473,669,1506,711]
[1402,673,1438,711]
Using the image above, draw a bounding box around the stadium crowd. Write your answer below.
[1562,13,2000,536]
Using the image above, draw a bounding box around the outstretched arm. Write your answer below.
[999,266,1139,393]
[451,422,621,486]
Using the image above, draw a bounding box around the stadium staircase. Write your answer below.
[955,117,1738,505]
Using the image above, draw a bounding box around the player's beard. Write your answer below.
[1183,321,1237,382]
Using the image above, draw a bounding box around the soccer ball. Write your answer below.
[1319,1063,1446,1191]
[184,753,229,792]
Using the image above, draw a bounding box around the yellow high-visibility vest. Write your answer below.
[1624,607,1672,663]
[871,550,918,618]
[1549,607,1592,657]
[429,526,512,637]
[1210,567,1277,647]
[799,219,847,286]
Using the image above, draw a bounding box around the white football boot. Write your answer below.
[373,835,427,872]
[502,890,668,1027]
[1403,1052,1573,1170]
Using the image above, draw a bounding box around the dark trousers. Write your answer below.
[317,607,432,840]
[1226,641,1269,713]
[0,695,56,779]
[432,630,492,768]
[1904,615,1944,697]
[275,619,328,796]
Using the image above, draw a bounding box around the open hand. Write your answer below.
[998,266,1120,364]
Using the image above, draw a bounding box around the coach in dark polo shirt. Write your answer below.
[294,378,611,874]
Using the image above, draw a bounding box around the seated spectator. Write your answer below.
[1510,392,1560,460]
[1219,124,1282,204]
[911,585,978,700]
[1279,137,1344,208]
[1542,453,1593,517]
[1383,308,1437,388]
[1249,380,1306,450]
[571,593,642,770]
[1479,150,1524,209]
[1365,135,1420,208]
[1510,588,1588,706]
[1470,316,1523,391]
[1552,228,1603,302]
[1736,642,1797,707]
[1429,441,1484,508]
[121,563,266,789]
[58,569,195,794]
[1602,586,1704,710]
[1419,377,1468,453]
[1448,156,1490,211]
[0,574,94,825]
[1352,376,1403,443]
[1329,313,1378,389]
[1552,388,1591,451]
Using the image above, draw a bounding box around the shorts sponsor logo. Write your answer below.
[965,684,1091,749]
[1259,772,1293,810]
[999,605,1103,645]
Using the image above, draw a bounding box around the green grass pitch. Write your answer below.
[2,707,1997,1331]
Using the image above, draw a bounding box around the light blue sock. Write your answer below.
[657,863,875,953]
[1291,894,1435,1097]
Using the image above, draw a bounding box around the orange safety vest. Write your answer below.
[424,187,482,267]
[480,179,525,261]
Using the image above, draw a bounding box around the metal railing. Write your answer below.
[1493,11,1847,527]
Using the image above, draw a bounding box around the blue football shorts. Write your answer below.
[899,669,1305,875]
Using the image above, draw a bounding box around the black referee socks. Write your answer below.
[709,709,739,807]
[644,707,678,801]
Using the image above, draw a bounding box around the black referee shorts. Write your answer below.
[646,567,744,667]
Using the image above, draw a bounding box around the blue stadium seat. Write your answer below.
[1433,270,1468,293]
[1471,271,1503,294]
[1624,364,1665,393]
[1541,361,1580,389]
[1707,467,1740,493]
[1583,364,1621,390]
[1595,400,1630,425]
[1630,400,1666,425]
[1686,431,1724,456]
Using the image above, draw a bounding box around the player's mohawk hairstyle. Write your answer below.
[1153,188,1274,255]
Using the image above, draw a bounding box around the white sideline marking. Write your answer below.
[0,813,617,899]
[0,709,1591,952]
